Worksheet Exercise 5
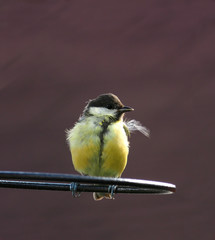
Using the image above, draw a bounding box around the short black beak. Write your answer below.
[119,106,134,113]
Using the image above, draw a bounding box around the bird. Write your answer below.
[66,93,150,200]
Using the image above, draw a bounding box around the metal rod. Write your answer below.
[0,180,173,194]
[0,171,176,193]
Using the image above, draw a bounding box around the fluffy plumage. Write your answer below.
[125,119,150,137]
[66,93,149,200]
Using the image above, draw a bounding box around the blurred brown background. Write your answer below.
[0,1,214,239]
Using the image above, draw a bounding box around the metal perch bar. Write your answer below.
[0,171,176,195]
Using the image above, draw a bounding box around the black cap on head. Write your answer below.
[87,93,124,110]
[84,93,134,119]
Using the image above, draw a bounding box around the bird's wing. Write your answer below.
[123,123,131,138]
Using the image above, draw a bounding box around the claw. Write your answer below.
[107,185,117,199]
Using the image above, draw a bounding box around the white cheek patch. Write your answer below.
[89,107,117,117]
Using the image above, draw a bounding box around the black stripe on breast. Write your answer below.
[98,120,111,169]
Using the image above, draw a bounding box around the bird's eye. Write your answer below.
[106,104,113,109]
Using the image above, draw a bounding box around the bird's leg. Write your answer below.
[70,182,81,197]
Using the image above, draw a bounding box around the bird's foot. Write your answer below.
[107,185,117,199]
[70,182,81,197]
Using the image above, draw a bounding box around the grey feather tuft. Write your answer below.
[125,120,150,138]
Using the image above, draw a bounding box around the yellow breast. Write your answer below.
[67,118,129,177]
[101,121,129,177]
[67,118,101,175]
